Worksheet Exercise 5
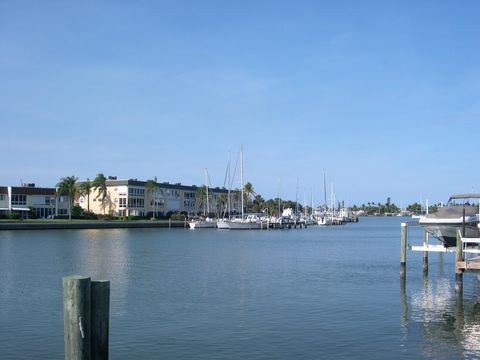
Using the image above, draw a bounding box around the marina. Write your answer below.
[1,1,478,359]
[2,217,480,359]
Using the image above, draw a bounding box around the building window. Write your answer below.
[11,195,27,205]
[128,188,145,197]
[0,194,5,201]
[128,198,144,208]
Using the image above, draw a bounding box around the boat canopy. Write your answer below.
[448,194,480,201]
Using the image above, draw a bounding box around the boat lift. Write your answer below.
[400,221,480,294]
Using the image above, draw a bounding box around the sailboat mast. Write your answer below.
[240,145,244,218]
[295,177,299,215]
[323,171,327,211]
[227,151,231,216]
[205,168,209,216]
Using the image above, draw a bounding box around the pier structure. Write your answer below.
[400,221,480,294]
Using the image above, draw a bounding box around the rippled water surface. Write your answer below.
[1,217,480,359]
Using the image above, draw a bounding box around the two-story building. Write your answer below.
[0,184,69,218]
[77,178,241,217]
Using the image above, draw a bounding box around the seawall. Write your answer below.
[0,220,187,231]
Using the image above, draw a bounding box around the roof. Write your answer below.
[77,179,229,193]
[11,187,56,195]
[449,194,480,200]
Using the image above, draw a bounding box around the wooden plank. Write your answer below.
[457,261,480,270]
[411,245,455,252]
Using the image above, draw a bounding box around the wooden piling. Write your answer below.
[400,222,407,277]
[91,281,110,360]
[63,276,92,360]
[455,229,463,293]
[422,229,429,274]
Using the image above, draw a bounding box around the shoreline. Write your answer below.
[0,220,187,230]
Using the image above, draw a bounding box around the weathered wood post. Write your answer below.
[400,271,407,327]
[91,280,110,360]
[400,222,407,277]
[423,229,429,274]
[64,276,110,360]
[63,276,92,360]
[455,229,463,293]
[169,218,171,228]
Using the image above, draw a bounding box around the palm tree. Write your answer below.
[243,182,256,212]
[56,175,78,220]
[232,189,241,214]
[218,193,228,217]
[145,177,158,219]
[78,179,92,213]
[92,173,108,214]
[195,186,207,215]
[252,194,264,213]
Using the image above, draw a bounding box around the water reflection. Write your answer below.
[74,229,132,315]
[401,272,480,359]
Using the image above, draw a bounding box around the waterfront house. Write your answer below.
[0,184,69,218]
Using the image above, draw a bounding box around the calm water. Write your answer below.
[1,217,480,359]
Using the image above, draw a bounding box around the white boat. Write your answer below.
[419,194,480,247]
[216,219,230,229]
[189,217,216,229]
[189,168,216,229]
[317,216,333,226]
[225,214,263,230]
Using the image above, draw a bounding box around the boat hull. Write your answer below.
[188,221,216,229]
[422,223,480,247]
[224,221,262,230]
[216,221,229,229]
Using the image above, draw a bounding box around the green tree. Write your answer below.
[92,173,108,214]
[252,194,265,213]
[57,175,78,220]
[231,189,242,215]
[195,186,207,215]
[218,193,228,217]
[78,179,92,213]
[145,178,158,219]
[243,182,256,212]
[407,202,422,214]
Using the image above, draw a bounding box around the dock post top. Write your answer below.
[401,222,407,227]
[63,275,91,282]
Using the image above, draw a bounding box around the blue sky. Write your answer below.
[1,0,480,206]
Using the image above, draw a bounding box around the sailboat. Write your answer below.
[223,145,262,230]
[189,168,216,229]
[317,171,333,226]
[217,151,234,229]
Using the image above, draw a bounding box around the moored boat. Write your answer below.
[188,217,216,229]
[419,194,480,247]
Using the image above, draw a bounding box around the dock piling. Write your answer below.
[63,276,110,360]
[63,276,92,360]
[91,281,110,360]
[455,230,463,293]
[400,222,407,277]
[422,229,429,274]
